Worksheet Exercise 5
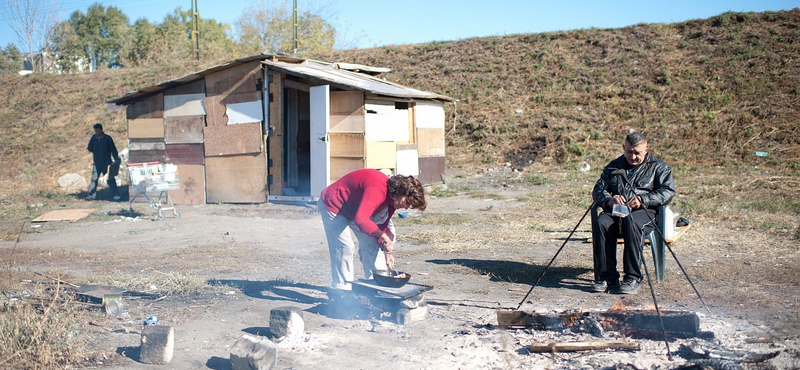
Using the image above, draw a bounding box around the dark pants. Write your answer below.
[88,165,118,197]
[592,207,656,282]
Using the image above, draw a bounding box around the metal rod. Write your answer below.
[642,256,673,360]
[515,203,593,311]
[616,170,711,314]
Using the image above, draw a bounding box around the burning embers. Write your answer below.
[497,305,708,339]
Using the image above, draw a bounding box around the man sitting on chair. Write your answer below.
[591,132,675,294]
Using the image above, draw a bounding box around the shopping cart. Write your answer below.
[126,161,180,219]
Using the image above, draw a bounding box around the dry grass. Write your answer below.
[0,281,92,369]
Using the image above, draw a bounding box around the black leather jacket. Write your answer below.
[592,153,675,212]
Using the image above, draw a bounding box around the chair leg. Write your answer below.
[649,230,666,282]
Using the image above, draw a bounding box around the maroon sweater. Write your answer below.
[321,169,394,236]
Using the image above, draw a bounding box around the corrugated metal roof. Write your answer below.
[108,54,453,105]
[264,59,453,101]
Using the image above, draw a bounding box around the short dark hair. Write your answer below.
[387,175,427,211]
[93,123,103,130]
[626,132,647,146]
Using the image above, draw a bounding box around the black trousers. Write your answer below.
[592,207,656,282]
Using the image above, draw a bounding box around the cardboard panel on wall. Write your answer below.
[205,153,267,203]
[127,94,163,119]
[165,116,204,144]
[204,123,262,156]
[329,133,364,158]
[417,127,446,157]
[167,164,205,205]
[418,156,445,185]
[365,142,396,170]
[396,145,419,177]
[205,61,261,96]
[364,100,410,142]
[128,118,164,139]
[331,158,364,183]
[415,101,446,129]
[205,91,262,126]
[165,144,204,165]
[164,79,205,96]
[164,93,206,117]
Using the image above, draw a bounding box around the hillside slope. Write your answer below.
[1,9,798,197]
[329,9,800,170]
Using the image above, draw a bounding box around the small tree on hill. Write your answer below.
[235,0,336,56]
[2,0,59,72]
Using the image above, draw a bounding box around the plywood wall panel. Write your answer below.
[331,91,363,115]
[128,141,165,151]
[164,93,206,117]
[417,128,445,157]
[165,116,204,144]
[418,156,445,185]
[205,153,267,203]
[330,158,364,183]
[128,118,164,139]
[330,114,365,132]
[205,61,261,96]
[165,144,204,165]
[167,164,205,204]
[204,123,262,156]
[205,91,262,126]
[164,79,205,95]
[329,133,365,157]
[128,149,166,164]
[127,94,163,119]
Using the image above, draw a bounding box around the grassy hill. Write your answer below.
[1,9,798,200]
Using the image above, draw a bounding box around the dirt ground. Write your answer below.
[3,168,799,370]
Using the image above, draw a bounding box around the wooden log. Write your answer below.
[528,340,639,353]
[497,309,700,337]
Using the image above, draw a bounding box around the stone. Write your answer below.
[230,334,277,370]
[269,306,304,338]
[396,304,429,325]
[58,173,87,189]
[139,325,174,364]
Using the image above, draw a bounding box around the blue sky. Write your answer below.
[1,0,798,50]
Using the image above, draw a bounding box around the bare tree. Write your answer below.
[2,0,60,72]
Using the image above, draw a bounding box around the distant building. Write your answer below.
[21,50,92,75]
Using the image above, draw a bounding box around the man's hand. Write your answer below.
[607,194,642,209]
[628,195,642,210]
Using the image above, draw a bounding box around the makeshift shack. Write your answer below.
[108,55,454,204]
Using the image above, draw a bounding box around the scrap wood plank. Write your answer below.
[528,341,639,353]
[32,209,96,222]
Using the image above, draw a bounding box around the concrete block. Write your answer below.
[139,325,174,364]
[396,304,429,325]
[269,306,304,338]
[230,334,278,370]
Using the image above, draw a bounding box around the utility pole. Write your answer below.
[292,0,298,54]
[191,0,200,60]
